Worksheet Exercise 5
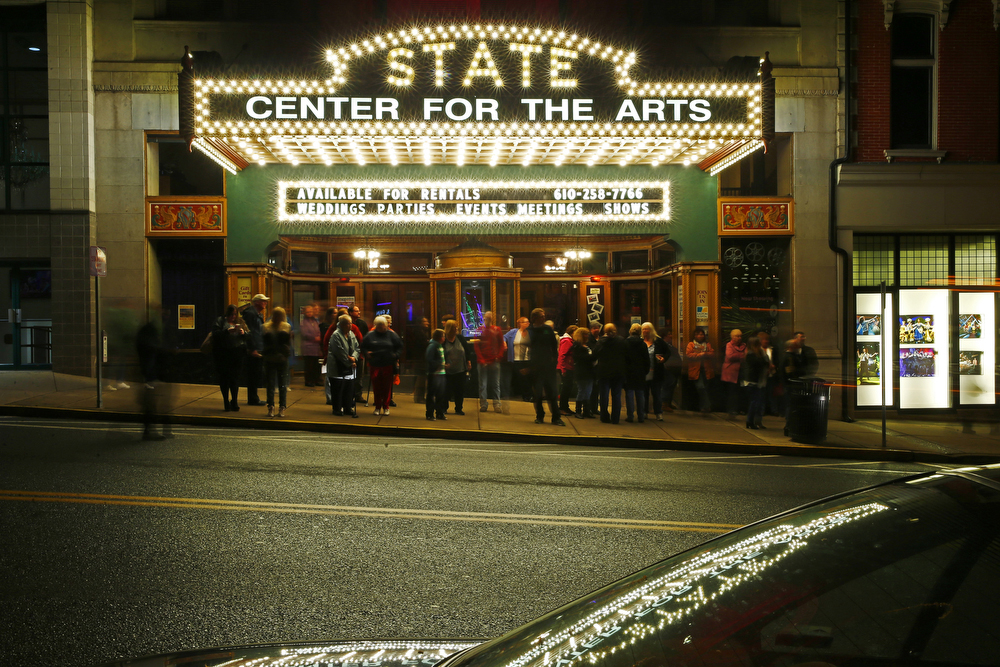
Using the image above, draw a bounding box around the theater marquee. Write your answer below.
[185,23,771,170]
[277,180,669,225]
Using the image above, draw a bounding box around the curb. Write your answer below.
[4,404,997,465]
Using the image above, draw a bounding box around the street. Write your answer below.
[0,416,937,667]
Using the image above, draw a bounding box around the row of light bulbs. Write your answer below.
[240,136,715,167]
[195,119,761,141]
[707,139,765,176]
[194,77,759,98]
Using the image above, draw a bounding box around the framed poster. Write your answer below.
[147,198,227,237]
[958,293,995,405]
[898,289,950,409]
[855,293,893,408]
[718,197,794,236]
[177,305,196,330]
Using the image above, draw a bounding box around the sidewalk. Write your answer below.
[1,372,998,463]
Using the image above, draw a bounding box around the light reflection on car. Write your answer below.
[104,466,1000,667]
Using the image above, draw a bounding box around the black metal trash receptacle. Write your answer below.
[785,378,830,444]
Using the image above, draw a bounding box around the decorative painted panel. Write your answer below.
[718,197,794,236]
[146,199,226,237]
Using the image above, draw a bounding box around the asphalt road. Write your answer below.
[0,416,940,667]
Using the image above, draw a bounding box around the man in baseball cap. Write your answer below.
[242,294,270,405]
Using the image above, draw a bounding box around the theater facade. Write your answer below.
[167,23,783,358]
[2,1,844,406]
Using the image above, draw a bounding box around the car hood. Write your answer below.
[96,640,483,667]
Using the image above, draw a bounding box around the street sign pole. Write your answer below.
[880,280,886,448]
[90,246,107,408]
[96,273,102,408]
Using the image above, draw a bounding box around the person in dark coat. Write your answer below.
[361,316,404,416]
[327,314,360,417]
[641,322,670,420]
[527,307,564,425]
[586,320,603,415]
[241,294,268,406]
[624,323,651,423]
[741,335,770,430]
[262,306,292,418]
[571,326,595,419]
[442,319,473,415]
[594,323,628,424]
[211,304,248,411]
[425,328,448,420]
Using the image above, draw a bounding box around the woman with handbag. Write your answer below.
[210,304,248,411]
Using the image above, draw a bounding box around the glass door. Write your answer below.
[1,264,52,369]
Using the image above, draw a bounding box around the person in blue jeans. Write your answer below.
[624,323,650,423]
[425,328,448,420]
[571,327,595,418]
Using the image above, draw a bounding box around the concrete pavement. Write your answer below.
[1,371,998,463]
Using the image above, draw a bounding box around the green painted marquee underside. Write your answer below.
[225,163,719,263]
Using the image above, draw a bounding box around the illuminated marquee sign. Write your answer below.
[278,180,669,224]
[194,24,762,144]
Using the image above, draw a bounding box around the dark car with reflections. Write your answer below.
[104,465,1000,667]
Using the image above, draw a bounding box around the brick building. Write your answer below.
[838,0,1000,413]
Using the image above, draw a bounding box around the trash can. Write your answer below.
[785,378,830,444]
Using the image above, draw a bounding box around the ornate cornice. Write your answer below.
[883,0,955,30]
[776,89,840,97]
[93,84,178,93]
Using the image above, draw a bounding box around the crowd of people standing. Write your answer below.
[205,296,819,430]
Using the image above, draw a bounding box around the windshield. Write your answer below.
[449,474,1000,667]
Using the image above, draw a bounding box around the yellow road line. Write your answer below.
[0,490,738,534]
